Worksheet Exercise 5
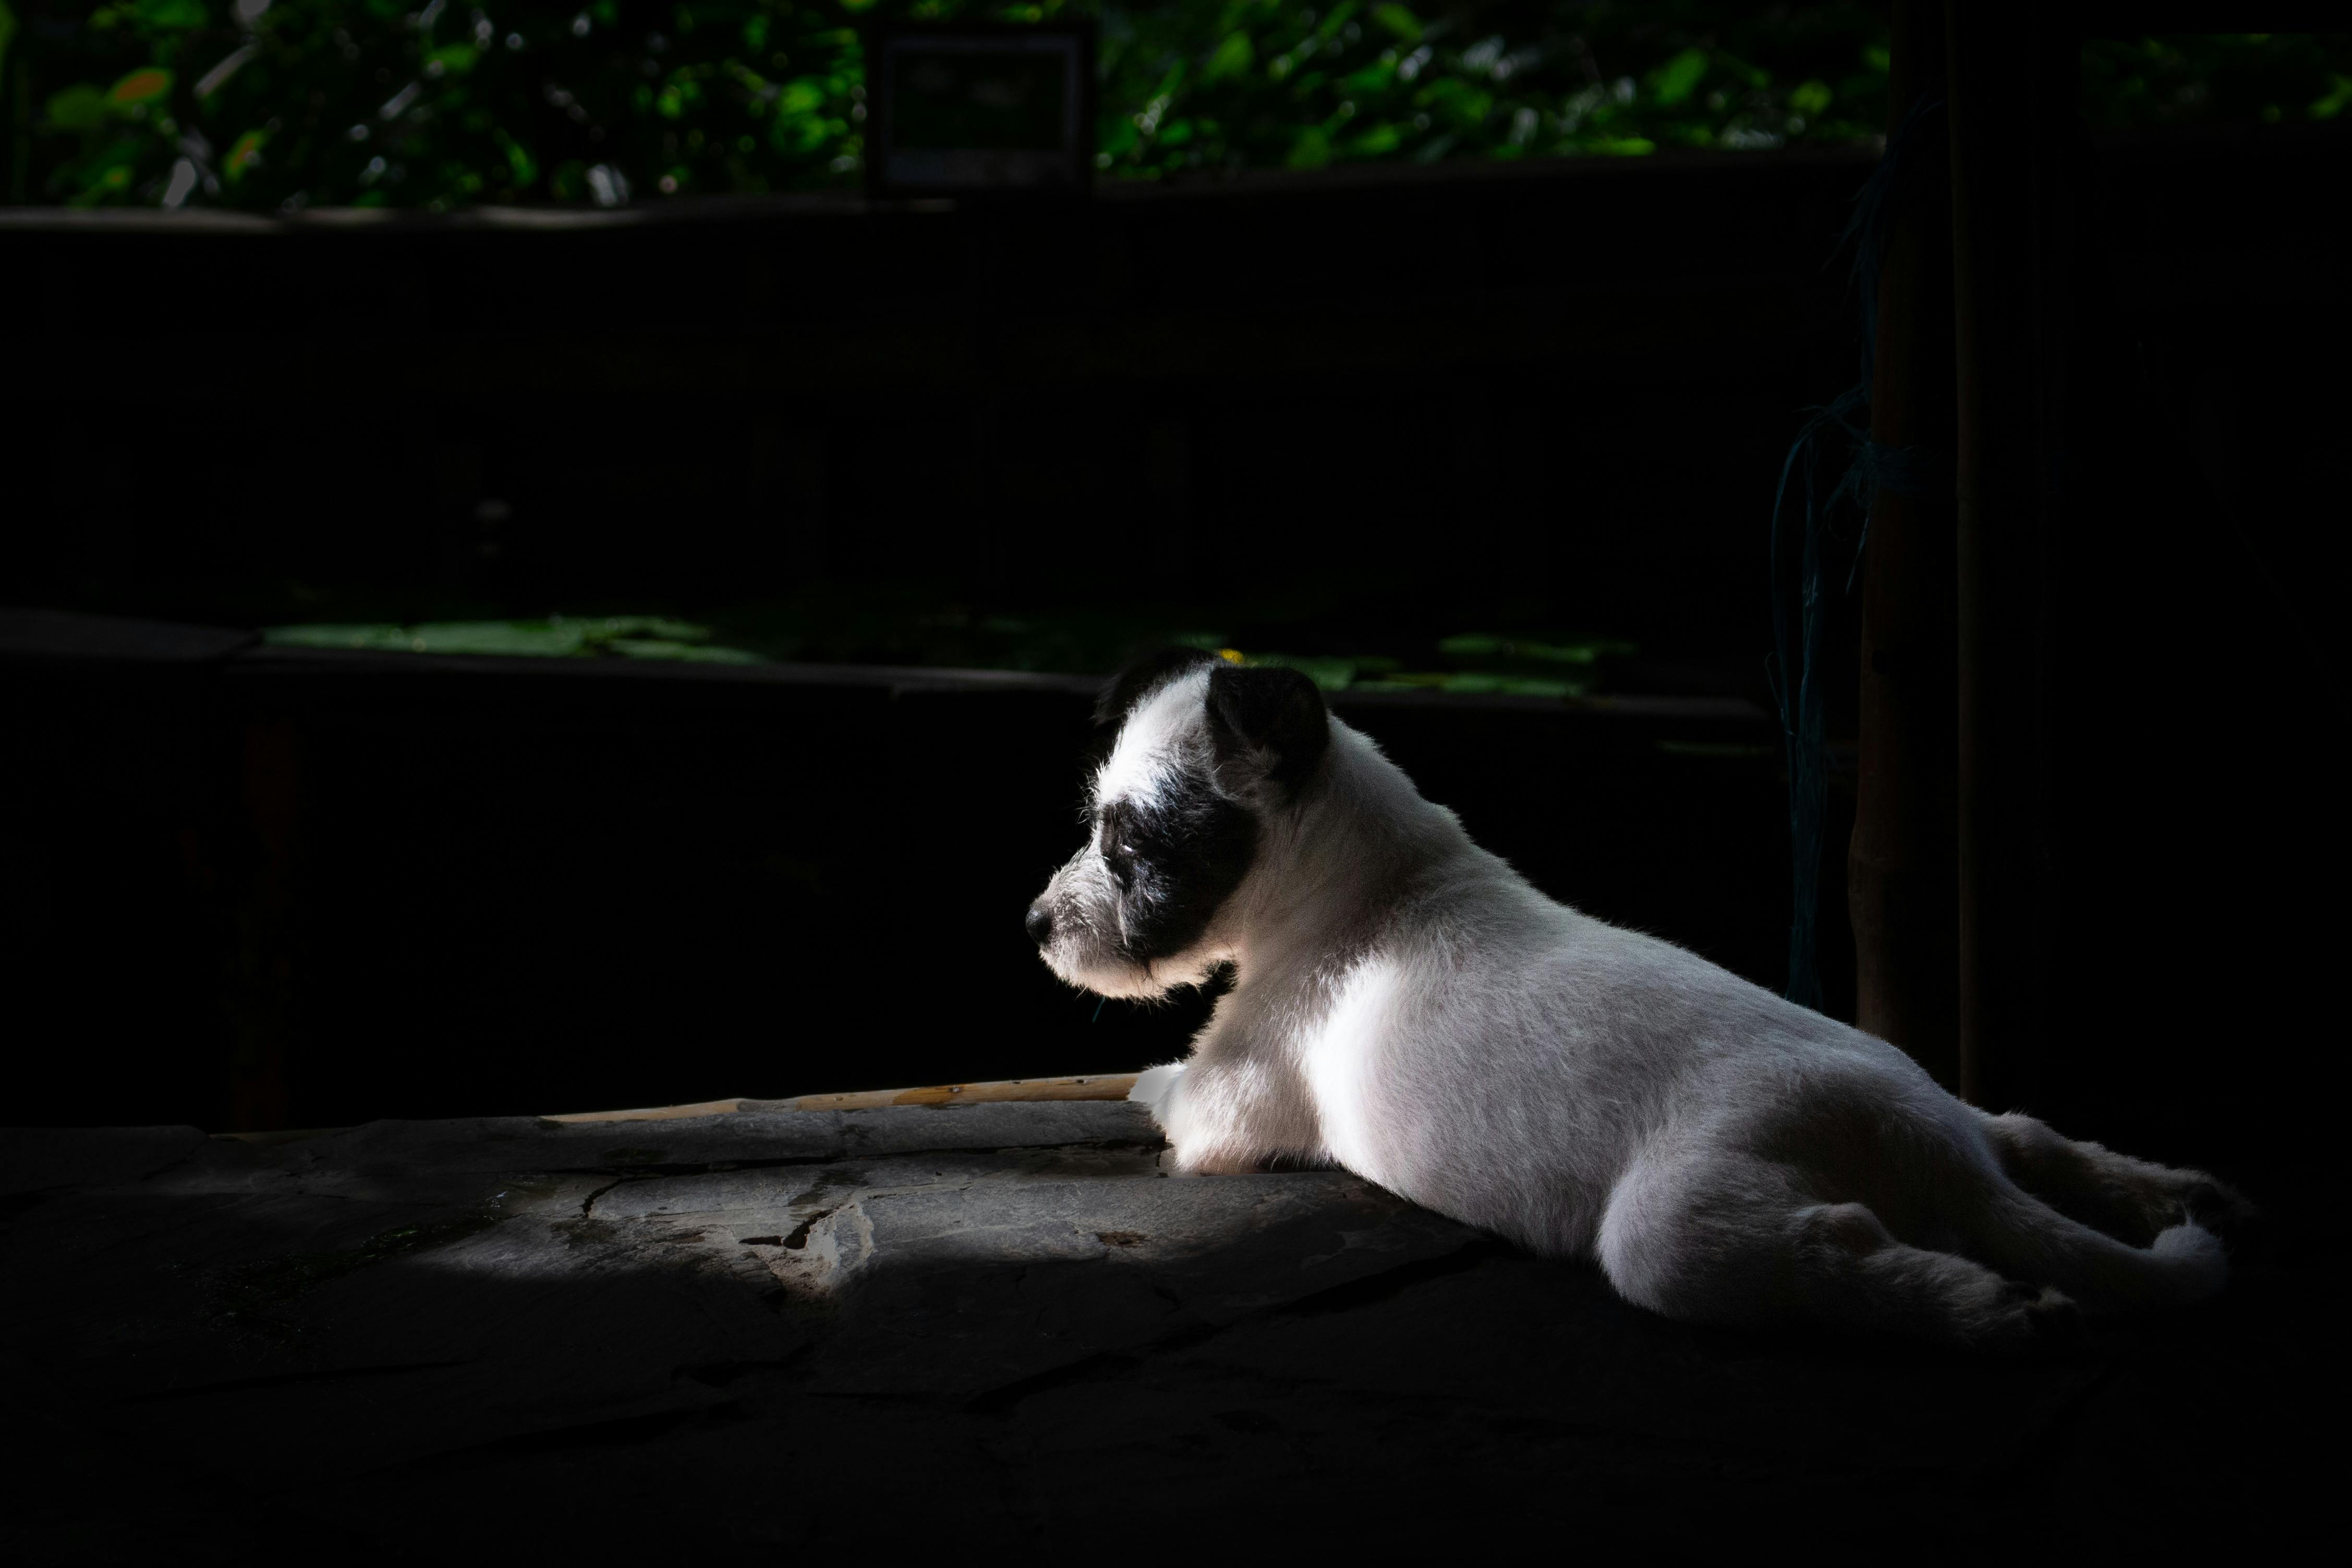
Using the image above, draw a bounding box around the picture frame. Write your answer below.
[864,22,1097,201]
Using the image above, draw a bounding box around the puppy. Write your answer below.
[1027,648,2249,1348]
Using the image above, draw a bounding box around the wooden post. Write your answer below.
[1849,0,1960,1089]
[1945,4,2077,1108]
[227,717,302,1133]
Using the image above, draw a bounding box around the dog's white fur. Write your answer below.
[1035,664,2247,1349]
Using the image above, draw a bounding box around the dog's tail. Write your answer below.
[1939,1168,2228,1312]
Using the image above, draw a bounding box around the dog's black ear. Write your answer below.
[1096,646,1219,727]
[1206,663,1329,797]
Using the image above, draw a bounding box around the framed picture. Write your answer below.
[865,23,1096,200]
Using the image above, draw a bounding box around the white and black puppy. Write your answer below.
[1027,648,2250,1349]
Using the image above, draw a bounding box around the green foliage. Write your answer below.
[1094,0,1900,175]
[10,0,879,208]
[2080,32,2352,127]
[255,603,1642,697]
[4,5,2344,209]
[265,614,762,661]
[1229,631,1636,696]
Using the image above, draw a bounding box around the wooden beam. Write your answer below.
[1849,0,1961,1089]
[542,1073,1143,1122]
[762,1073,1140,1113]
[216,1072,1144,1140]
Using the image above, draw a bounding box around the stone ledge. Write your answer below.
[0,1102,2315,1561]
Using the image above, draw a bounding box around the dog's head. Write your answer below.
[1026,648,1330,998]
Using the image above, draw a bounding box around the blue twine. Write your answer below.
[1770,100,1948,1011]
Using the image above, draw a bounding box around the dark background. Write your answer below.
[8,151,1870,647]
[4,124,2344,1248]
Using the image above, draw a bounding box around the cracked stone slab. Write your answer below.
[0,1124,213,1196]
[0,1102,2319,1563]
[0,1102,1477,1486]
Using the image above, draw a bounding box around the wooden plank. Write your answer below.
[770,1074,1139,1113]
[214,1073,1143,1139]
[538,1098,754,1125]
[519,1072,1143,1123]
[529,1073,1143,1124]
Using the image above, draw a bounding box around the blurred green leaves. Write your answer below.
[1202,30,1252,83]
[1223,633,1638,697]
[1650,48,1706,107]
[4,5,2344,209]
[1372,6,1422,45]
[107,64,171,104]
[265,615,763,662]
[1096,1,1896,177]
[2079,32,2352,129]
[252,608,1641,698]
[10,0,876,208]
[133,0,209,30]
[43,83,109,132]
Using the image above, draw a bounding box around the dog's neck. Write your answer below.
[1222,720,1481,982]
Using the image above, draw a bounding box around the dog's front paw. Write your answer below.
[1130,1061,1187,1127]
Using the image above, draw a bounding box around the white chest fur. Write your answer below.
[1298,957,1406,1186]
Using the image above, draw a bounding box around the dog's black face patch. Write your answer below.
[1100,766,1257,963]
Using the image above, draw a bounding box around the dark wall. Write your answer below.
[2021,125,2349,1245]
[4,152,1872,659]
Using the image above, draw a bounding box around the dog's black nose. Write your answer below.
[1024,902,1054,946]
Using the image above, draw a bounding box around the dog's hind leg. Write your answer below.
[1934,1166,2230,1314]
[1978,1111,2258,1248]
[1594,1156,2074,1350]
